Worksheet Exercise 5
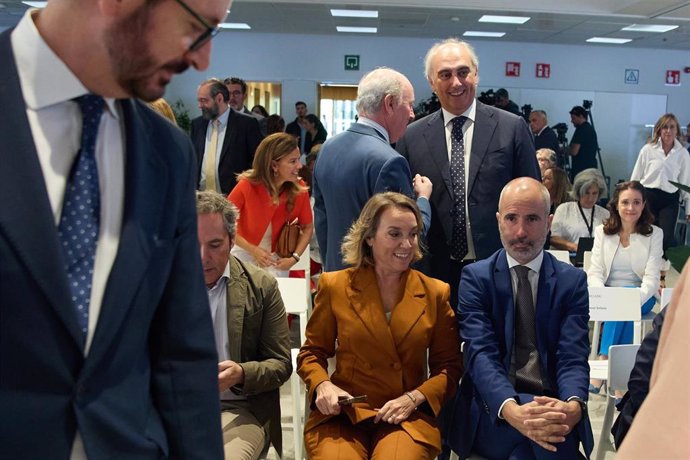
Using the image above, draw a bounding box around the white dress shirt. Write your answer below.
[631,139,690,209]
[551,202,609,243]
[199,107,230,192]
[11,9,125,459]
[442,100,477,260]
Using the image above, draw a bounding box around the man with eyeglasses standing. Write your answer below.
[397,38,539,310]
[0,0,231,458]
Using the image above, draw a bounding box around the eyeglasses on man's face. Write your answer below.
[174,0,221,52]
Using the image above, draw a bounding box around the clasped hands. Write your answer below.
[314,381,421,425]
[218,360,245,392]
[502,396,582,452]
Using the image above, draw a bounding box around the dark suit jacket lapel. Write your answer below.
[535,253,556,373]
[494,250,514,370]
[86,100,166,362]
[468,102,498,196]
[424,111,453,197]
[0,30,82,349]
[346,267,398,362]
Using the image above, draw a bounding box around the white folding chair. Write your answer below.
[659,287,673,311]
[289,349,305,460]
[583,250,592,272]
[594,344,640,460]
[546,249,572,265]
[587,287,641,361]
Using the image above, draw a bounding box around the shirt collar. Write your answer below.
[214,106,231,128]
[442,98,476,128]
[12,9,119,117]
[506,250,544,274]
[207,262,231,292]
[357,117,389,143]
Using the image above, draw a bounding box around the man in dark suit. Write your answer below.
[313,67,432,271]
[397,38,539,308]
[225,76,268,136]
[447,177,593,459]
[196,191,291,459]
[0,0,229,457]
[529,110,561,154]
[191,78,263,195]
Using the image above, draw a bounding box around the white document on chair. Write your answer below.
[588,287,641,322]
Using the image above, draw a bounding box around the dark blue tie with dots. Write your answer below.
[58,94,104,342]
[450,116,468,260]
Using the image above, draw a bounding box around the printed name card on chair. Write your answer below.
[588,287,641,322]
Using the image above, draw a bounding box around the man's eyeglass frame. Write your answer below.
[174,0,221,52]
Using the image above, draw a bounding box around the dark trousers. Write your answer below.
[645,187,679,255]
[427,256,475,310]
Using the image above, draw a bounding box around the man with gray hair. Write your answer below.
[313,67,432,271]
[397,38,538,309]
[196,191,291,459]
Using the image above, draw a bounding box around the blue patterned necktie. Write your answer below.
[58,94,105,341]
[450,116,468,260]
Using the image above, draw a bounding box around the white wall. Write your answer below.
[167,32,690,184]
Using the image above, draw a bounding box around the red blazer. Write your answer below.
[297,266,462,451]
[228,178,312,250]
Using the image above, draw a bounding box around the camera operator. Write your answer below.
[568,105,599,181]
[495,88,521,116]
[529,110,560,153]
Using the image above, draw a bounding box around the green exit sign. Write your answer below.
[344,55,360,71]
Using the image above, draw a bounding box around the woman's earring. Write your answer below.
[273,169,278,177]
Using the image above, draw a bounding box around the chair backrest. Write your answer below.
[583,251,592,272]
[276,277,309,346]
[546,249,572,265]
[660,288,673,310]
[588,287,641,322]
[608,344,640,394]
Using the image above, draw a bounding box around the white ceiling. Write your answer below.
[2,0,690,50]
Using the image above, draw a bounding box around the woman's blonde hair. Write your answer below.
[147,98,177,125]
[650,113,683,145]
[341,192,423,268]
[238,133,306,212]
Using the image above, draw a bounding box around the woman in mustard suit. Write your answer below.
[297,192,462,459]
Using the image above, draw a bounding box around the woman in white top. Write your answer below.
[631,113,690,255]
[587,181,662,392]
[551,168,609,252]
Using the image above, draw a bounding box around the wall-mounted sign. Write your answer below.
[625,69,639,85]
[665,70,680,86]
[536,63,550,78]
[505,62,520,77]
[344,55,360,71]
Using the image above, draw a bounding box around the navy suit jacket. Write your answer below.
[396,103,539,272]
[313,123,430,271]
[534,126,560,153]
[190,109,263,195]
[0,30,222,459]
[447,250,593,458]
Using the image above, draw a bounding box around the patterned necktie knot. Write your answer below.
[451,116,466,139]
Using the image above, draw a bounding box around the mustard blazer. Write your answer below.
[297,266,463,451]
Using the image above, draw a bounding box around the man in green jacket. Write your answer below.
[196,191,292,460]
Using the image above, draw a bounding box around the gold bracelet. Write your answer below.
[404,391,417,405]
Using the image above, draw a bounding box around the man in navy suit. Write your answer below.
[447,178,593,459]
[313,67,432,271]
[397,38,539,308]
[0,0,229,457]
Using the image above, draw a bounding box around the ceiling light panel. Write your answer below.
[621,24,678,33]
[463,31,506,37]
[331,9,378,18]
[479,15,530,24]
[337,26,377,33]
[586,37,632,44]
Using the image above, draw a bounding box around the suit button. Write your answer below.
[392,362,401,370]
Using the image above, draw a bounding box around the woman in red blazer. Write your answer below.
[297,192,462,459]
[228,133,313,276]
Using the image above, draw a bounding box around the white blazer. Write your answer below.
[587,224,663,305]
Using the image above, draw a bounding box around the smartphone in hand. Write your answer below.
[338,395,367,405]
